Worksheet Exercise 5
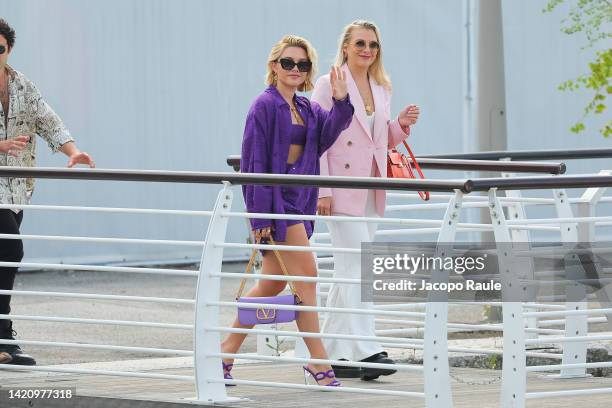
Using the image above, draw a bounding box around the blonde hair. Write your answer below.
[265,35,318,92]
[335,20,391,90]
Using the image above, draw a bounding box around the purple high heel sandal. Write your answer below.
[223,361,236,386]
[303,365,342,387]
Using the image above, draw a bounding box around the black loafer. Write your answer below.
[0,345,37,366]
[331,359,361,378]
[0,321,37,366]
[360,351,396,381]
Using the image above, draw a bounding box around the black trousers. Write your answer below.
[0,209,24,318]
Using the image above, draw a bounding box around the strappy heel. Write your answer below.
[223,361,236,387]
[303,365,342,387]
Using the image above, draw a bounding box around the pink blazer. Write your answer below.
[312,64,409,217]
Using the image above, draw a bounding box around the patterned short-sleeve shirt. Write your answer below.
[0,65,74,212]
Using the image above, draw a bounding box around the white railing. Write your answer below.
[0,178,211,386]
[194,183,460,405]
[1,165,612,407]
[301,170,612,407]
[0,168,466,406]
[484,172,612,407]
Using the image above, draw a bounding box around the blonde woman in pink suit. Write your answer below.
[311,20,420,381]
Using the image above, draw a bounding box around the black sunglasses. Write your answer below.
[354,40,380,51]
[0,45,6,55]
[277,58,312,72]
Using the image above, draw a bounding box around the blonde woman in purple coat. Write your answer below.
[220,35,354,387]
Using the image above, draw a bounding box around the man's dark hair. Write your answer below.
[0,18,16,50]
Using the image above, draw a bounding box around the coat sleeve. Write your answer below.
[240,106,274,230]
[26,80,74,152]
[311,77,354,156]
[311,76,334,198]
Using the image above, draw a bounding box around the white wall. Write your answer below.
[0,0,606,263]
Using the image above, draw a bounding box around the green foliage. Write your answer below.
[264,332,287,356]
[544,0,612,137]
[545,0,612,46]
[487,354,501,370]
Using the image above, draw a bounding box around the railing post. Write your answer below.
[193,182,234,403]
[502,171,538,339]
[489,188,526,408]
[423,190,461,408]
[552,189,589,378]
[577,170,612,332]
[576,171,612,243]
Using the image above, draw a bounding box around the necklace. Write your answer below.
[359,85,374,115]
[290,106,303,124]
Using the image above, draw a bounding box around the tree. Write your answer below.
[544,0,612,138]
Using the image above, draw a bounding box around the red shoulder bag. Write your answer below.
[387,140,430,201]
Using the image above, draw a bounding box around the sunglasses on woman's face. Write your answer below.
[0,45,6,55]
[277,58,312,72]
[354,40,380,51]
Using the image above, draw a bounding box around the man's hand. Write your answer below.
[67,152,95,168]
[60,141,95,168]
[0,135,29,156]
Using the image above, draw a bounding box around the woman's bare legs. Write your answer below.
[220,223,337,385]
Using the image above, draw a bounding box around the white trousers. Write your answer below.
[320,188,382,361]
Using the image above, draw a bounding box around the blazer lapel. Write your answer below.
[343,65,372,140]
[370,75,386,145]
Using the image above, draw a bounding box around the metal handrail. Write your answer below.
[225,155,566,174]
[470,174,612,191]
[423,147,612,161]
[0,166,472,192]
[9,167,612,193]
[403,158,565,174]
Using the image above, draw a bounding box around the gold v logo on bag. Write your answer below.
[256,308,276,320]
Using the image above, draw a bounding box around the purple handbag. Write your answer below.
[236,237,302,326]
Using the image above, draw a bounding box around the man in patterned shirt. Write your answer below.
[0,18,95,365]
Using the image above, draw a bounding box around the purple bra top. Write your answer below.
[290,124,306,145]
